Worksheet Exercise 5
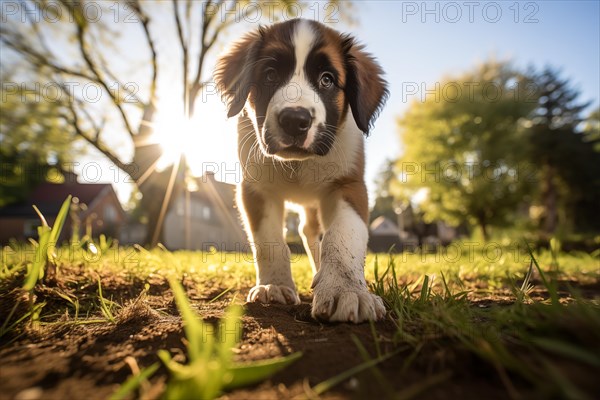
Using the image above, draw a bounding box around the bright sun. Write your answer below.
[148,95,240,181]
[154,114,197,171]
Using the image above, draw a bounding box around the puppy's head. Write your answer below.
[215,19,388,160]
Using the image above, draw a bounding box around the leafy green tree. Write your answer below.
[393,61,537,241]
[0,82,83,206]
[582,108,600,152]
[527,69,600,235]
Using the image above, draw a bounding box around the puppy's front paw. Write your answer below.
[312,286,386,323]
[247,284,300,305]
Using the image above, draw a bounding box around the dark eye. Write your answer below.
[319,72,335,89]
[265,67,278,82]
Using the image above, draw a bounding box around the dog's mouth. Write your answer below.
[260,127,316,160]
[267,141,315,160]
[279,136,305,148]
[275,145,313,159]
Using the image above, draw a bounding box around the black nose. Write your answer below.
[278,107,312,137]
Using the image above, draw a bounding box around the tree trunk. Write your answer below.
[478,216,489,242]
[541,163,558,237]
[138,170,182,246]
[132,113,183,246]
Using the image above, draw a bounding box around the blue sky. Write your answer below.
[30,0,597,204]
[156,0,600,203]
[351,1,600,193]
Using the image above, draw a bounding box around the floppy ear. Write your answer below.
[214,29,263,118]
[343,36,389,135]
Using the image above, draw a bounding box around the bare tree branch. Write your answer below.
[173,0,190,115]
[47,1,137,139]
[0,32,96,82]
[73,21,137,138]
[194,0,221,83]
[188,0,227,115]
[95,52,144,105]
[60,86,130,173]
[131,0,159,103]
[188,0,260,113]
[76,98,106,144]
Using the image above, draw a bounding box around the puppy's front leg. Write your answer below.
[312,196,385,323]
[240,184,300,305]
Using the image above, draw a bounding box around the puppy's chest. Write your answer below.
[251,160,343,201]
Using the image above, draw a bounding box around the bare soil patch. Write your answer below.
[1,268,599,399]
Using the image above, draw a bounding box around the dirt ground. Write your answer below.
[0,269,597,400]
[0,304,511,400]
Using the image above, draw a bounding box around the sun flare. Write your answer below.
[148,95,239,181]
[154,113,199,171]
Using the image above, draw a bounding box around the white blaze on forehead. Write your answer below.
[265,19,327,154]
[292,20,316,77]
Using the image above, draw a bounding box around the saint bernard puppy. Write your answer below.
[215,18,388,323]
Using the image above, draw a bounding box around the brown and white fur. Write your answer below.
[215,19,388,323]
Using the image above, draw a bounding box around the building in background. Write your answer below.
[162,172,247,251]
[0,177,125,244]
[369,216,406,253]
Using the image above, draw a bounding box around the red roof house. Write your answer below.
[0,181,125,244]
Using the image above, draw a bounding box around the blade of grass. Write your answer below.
[396,370,453,400]
[0,302,42,339]
[218,304,243,367]
[312,348,402,395]
[400,343,423,374]
[23,215,50,291]
[23,196,71,290]
[419,275,430,303]
[369,319,382,358]
[440,271,451,299]
[225,351,303,390]
[537,355,591,400]
[521,259,534,293]
[55,290,80,320]
[47,195,72,262]
[168,278,204,362]
[97,278,116,323]
[109,362,159,400]
[530,337,600,367]
[549,237,561,271]
[208,287,232,304]
[525,241,559,305]
[350,334,395,398]
[0,300,21,337]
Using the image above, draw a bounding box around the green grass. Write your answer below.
[0,197,304,399]
[134,279,301,400]
[363,245,600,399]
[24,195,71,291]
[1,234,599,398]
